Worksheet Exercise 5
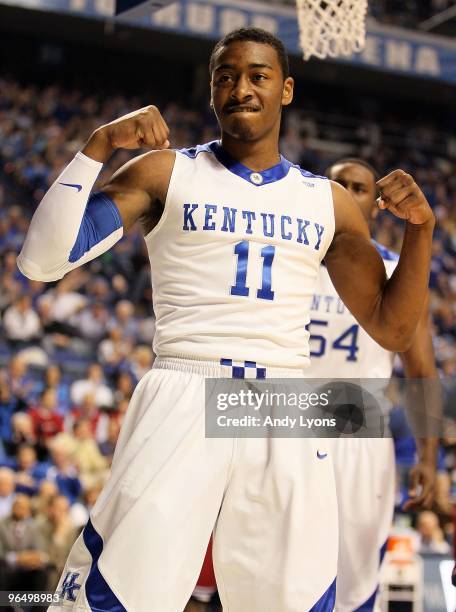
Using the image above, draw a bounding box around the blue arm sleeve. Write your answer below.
[69,192,123,263]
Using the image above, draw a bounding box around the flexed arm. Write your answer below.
[326,171,434,352]
[17,105,174,282]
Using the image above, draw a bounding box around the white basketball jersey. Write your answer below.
[144,141,335,368]
[305,241,399,378]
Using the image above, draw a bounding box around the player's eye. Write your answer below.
[216,74,232,84]
[252,73,267,81]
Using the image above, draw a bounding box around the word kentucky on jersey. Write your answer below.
[311,293,347,315]
[182,203,325,250]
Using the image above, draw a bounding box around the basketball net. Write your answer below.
[296,0,368,60]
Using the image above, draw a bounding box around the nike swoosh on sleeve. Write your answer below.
[58,182,83,192]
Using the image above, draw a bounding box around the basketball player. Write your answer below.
[305,158,439,611]
[18,28,435,612]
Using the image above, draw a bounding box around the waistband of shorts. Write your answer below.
[153,357,305,379]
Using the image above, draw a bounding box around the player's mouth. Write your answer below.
[225,105,261,114]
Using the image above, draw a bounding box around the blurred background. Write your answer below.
[0,0,454,609]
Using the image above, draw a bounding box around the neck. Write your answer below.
[220,127,281,172]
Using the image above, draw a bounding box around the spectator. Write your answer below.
[125,345,154,384]
[114,371,134,403]
[0,494,48,599]
[36,494,78,590]
[108,300,138,340]
[0,468,15,520]
[0,375,20,445]
[85,276,111,304]
[115,398,129,427]
[70,483,103,530]
[137,314,156,345]
[72,419,108,489]
[66,392,109,443]
[28,388,64,456]
[32,364,71,415]
[32,480,59,520]
[44,435,81,505]
[3,294,41,349]
[99,418,121,465]
[70,363,114,408]
[74,301,110,343]
[416,511,451,555]
[8,412,37,456]
[0,250,23,311]
[36,273,87,331]
[12,444,48,495]
[3,355,34,407]
[98,327,133,377]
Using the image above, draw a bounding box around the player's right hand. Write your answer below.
[402,460,435,511]
[85,106,170,161]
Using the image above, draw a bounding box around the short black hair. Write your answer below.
[209,27,290,79]
[326,158,379,182]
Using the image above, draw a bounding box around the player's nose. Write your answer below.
[230,74,253,100]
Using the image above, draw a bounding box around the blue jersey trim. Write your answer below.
[178,143,213,159]
[69,193,122,263]
[209,140,293,186]
[83,519,126,612]
[354,590,377,612]
[179,140,323,186]
[310,577,336,611]
[295,166,327,180]
[372,239,399,262]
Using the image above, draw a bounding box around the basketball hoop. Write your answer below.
[296,0,368,61]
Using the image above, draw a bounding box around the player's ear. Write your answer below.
[282,77,294,107]
[209,83,214,109]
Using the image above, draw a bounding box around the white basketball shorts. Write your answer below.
[331,438,395,612]
[48,357,338,612]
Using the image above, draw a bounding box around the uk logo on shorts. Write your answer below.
[61,571,81,602]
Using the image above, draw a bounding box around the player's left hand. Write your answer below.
[402,460,435,511]
[376,170,434,226]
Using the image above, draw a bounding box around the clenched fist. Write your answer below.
[377,169,434,226]
[83,105,170,163]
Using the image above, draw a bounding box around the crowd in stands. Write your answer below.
[273,0,455,31]
[368,0,454,29]
[0,70,454,597]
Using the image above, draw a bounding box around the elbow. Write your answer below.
[16,253,63,283]
[388,337,414,353]
[375,326,415,353]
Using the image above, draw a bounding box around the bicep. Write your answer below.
[101,149,175,231]
[325,182,387,338]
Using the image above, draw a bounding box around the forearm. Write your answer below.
[401,333,441,466]
[404,375,441,466]
[377,220,434,350]
[82,128,115,163]
[17,152,123,282]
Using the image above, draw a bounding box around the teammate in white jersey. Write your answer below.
[306,158,439,611]
[18,28,435,612]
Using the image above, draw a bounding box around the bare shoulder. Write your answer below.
[329,180,370,239]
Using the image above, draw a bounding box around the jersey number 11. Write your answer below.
[230,241,275,301]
